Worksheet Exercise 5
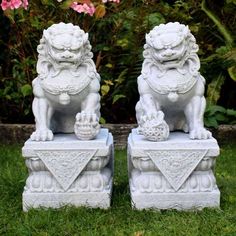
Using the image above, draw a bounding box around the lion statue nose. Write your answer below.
[163,49,175,57]
[61,51,73,59]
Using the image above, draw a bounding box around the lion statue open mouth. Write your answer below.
[30,23,100,141]
[136,22,212,141]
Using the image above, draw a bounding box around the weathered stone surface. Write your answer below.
[0,124,34,144]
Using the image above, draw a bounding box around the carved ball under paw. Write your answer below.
[30,129,53,141]
[74,112,100,140]
[139,114,169,141]
[189,128,212,140]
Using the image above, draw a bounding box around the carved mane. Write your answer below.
[36,23,99,81]
[142,22,200,78]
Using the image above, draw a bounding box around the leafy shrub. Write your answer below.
[204,105,236,128]
[0,0,236,125]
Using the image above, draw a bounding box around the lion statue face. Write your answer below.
[144,22,199,72]
[37,23,93,76]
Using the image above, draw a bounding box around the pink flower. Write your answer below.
[9,0,22,9]
[0,0,28,10]
[82,3,95,16]
[71,2,84,13]
[71,2,95,16]
[1,0,10,10]
[22,0,28,9]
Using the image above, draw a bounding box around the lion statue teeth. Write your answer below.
[30,23,100,141]
[136,22,212,141]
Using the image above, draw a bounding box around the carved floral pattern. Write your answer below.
[147,150,207,191]
[37,150,96,190]
[24,168,112,193]
[130,169,217,193]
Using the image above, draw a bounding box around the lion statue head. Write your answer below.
[36,22,98,80]
[142,22,200,77]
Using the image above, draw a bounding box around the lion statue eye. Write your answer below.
[174,43,184,51]
[154,48,161,53]
[70,48,80,53]
[52,47,63,53]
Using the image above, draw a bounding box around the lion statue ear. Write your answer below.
[183,25,190,36]
[145,33,152,47]
[43,29,49,41]
[83,33,89,44]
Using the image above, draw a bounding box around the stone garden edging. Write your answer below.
[0,124,235,149]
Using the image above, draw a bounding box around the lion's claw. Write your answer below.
[74,112,100,140]
[189,128,212,140]
[30,129,53,141]
[140,111,164,125]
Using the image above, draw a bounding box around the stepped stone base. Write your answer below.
[131,190,220,210]
[22,128,113,211]
[23,187,112,211]
[128,129,220,210]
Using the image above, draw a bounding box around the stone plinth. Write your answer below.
[128,129,220,210]
[22,128,113,211]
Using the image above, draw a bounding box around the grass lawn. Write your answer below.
[0,142,236,236]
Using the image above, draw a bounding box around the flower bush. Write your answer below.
[1,0,28,10]
[0,0,235,125]
[1,0,119,16]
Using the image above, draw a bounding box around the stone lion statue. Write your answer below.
[136,22,212,141]
[30,23,100,141]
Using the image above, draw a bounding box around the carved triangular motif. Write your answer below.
[147,150,207,191]
[37,150,96,191]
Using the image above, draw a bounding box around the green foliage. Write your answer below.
[206,73,225,105]
[0,0,236,123]
[204,105,236,128]
[199,0,236,117]
[203,45,236,109]
[201,0,233,46]
[1,144,236,235]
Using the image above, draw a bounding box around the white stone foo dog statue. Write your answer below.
[22,23,114,210]
[30,22,100,141]
[136,22,212,141]
[128,22,220,210]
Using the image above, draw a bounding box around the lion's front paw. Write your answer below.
[74,112,100,140]
[139,111,169,141]
[30,129,54,141]
[141,111,164,124]
[189,128,212,140]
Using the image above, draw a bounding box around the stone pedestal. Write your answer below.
[22,128,113,211]
[128,129,220,210]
